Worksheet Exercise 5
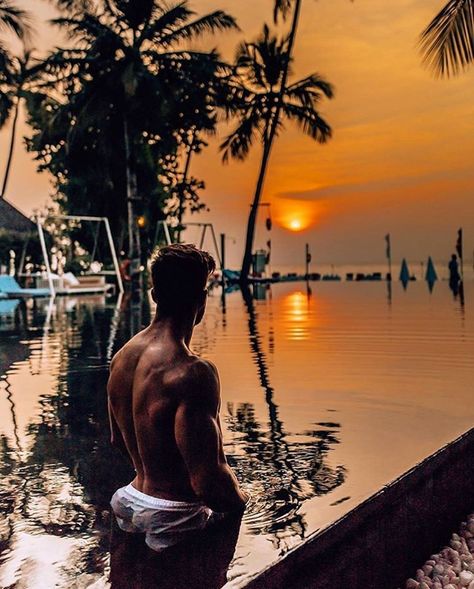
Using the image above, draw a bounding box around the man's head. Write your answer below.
[150,244,216,323]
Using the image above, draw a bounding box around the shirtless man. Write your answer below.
[108,244,248,552]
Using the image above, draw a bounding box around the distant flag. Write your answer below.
[305,243,311,277]
[385,234,391,260]
[456,228,463,260]
[385,234,392,281]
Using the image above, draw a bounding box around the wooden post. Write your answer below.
[305,243,311,279]
[385,233,392,281]
[220,233,226,272]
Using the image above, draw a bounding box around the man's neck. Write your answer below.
[150,312,195,348]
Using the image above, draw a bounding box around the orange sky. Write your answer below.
[1,0,473,268]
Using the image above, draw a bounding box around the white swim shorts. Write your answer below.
[110,483,214,551]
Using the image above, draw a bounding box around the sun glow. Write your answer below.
[289,219,303,231]
[274,198,321,232]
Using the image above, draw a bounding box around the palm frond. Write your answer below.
[0,38,11,72]
[273,0,294,22]
[0,0,33,41]
[420,0,474,77]
[220,107,262,162]
[50,12,123,48]
[0,88,13,128]
[52,0,95,12]
[159,11,238,47]
[139,3,192,44]
[282,102,332,143]
[110,0,155,30]
[235,25,289,91]
[287,74,334,100]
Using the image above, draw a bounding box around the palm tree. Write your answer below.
[0,0,32,166]
[0,51,42,198]
[420,0,474,77]
[221,25,333,282]
[39,0,237,261]
[0,0,32,56]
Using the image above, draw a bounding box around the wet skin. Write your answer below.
[107,291,248,513]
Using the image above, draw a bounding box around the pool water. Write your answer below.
[0,280,473,588]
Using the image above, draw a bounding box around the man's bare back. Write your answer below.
[108,245,247,516]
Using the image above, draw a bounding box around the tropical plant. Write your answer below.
[221,25,333,281]
[0,0,33,164]
[420,0,474,77]
[0,51,42,198]
[0,0,32,60]
[28,0,237,261]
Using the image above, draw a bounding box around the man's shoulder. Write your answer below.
[174,357,220,405]
[109,329,149,370]
[180,356,218,385]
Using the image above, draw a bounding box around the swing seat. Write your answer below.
[36,273,113,295]
[0,275,51,298]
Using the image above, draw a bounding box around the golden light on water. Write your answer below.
[284,291,311,341]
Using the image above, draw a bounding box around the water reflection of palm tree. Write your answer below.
[0,300,132,584]
[238,285,346,547]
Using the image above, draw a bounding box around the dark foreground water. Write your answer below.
[0,280,473,588]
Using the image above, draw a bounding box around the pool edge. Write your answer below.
[242,426,474,589]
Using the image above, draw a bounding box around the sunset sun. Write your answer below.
[289,219,303,231]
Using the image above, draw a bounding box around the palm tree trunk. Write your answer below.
[241,140,272,281]
[240,0,302,283]
[1,96,20,198]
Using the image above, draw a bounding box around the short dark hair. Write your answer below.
[150,244,216,315]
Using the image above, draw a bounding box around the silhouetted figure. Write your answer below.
[108,244,247,553]
[449,253,461,296]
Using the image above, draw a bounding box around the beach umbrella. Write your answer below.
[425,256,437,293]
[399,258,410,288]
[425,257,437,282]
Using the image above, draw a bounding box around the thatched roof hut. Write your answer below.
[0,198,37,235]
[0,199,40,267]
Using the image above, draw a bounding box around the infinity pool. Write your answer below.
[0,280,473,588]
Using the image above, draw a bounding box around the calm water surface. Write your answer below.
[0,281,473,588]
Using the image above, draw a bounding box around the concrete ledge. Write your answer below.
[243,427,474,589]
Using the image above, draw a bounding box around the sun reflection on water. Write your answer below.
[283,290,312,341]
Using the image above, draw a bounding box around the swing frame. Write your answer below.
[153,221,222,268]
[36,214,124,297]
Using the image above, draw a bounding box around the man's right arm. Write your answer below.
[174,360,248,513]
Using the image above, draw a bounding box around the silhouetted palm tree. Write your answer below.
[0,0,31,54]
[0,51,42,198]
[420,0,474,77]
[221,25,333,281]
[41,0,237,259]
[0,0,32,164]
